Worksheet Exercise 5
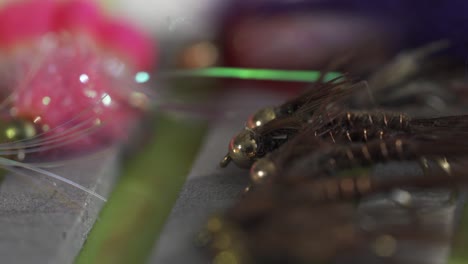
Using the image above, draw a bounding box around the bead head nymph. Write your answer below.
[249,157,276,184]
[221,130,258,169]
[246,106,277,129]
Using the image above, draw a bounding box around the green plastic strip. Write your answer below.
[76,114,208,264]
[447,201,468,264]
[164,67,342,82]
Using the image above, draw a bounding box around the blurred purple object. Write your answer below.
[232,0,468,50]
[220,0,468,71]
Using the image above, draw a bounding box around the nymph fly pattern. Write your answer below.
[207,44,468,263]
[220,76,363,168]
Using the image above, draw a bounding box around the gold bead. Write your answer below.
[1,120,37,143]
[228,130,257,168]
[249,158,276,184]
[0,119,38,161]
[246,107,276,129]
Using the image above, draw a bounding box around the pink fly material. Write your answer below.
[0,0,157,200]
[12,34,146,154]
[0,0,157,157]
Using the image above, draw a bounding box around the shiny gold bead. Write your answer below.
[250,158,276,184]
[1,120,37,143]
[246,107,276,129]
[228,130,258,168]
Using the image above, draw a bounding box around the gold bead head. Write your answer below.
[250,158,276,184]
[0,119,38,161]
[246,107,276,129]
[228,130,258,168]
[1,120,37,143]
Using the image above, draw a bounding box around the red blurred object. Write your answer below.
[0,0,156,71]
[52,0,102,36]
[0,0,56,47]
[13,35,142,150]
[0,0,157,155]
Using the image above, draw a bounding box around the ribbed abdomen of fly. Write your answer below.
[313,111,411,143]
[318,137,418,174]
[249,111,468,184]
[283,157,468,210]
[282,133,468,183]
[315,112,468,145]
[250,109,467,168]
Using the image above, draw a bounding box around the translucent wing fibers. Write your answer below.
[0,157,106,202]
